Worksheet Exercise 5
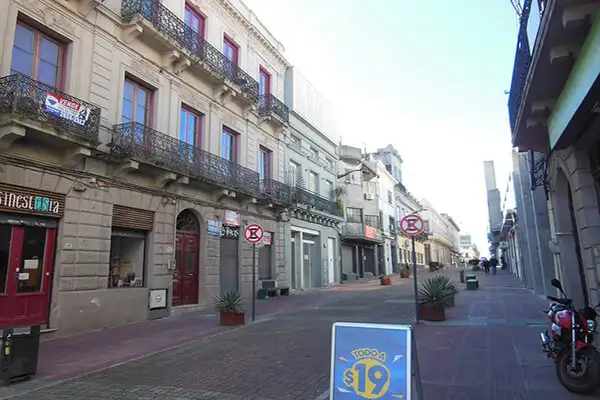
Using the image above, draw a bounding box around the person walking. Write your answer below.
[490,257,499,275]
[482,258,490,275]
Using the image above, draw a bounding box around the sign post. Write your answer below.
[329,322,424,400]
[400,214,425,324]
[243,223,264,322]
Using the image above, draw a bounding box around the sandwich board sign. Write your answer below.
[329,322,423,400]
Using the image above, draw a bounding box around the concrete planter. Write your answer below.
[220,312,245,326]
[380,278,392,286]
[419,304,446,321]
[400,273,410,279]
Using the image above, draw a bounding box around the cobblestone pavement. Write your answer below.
[2,269,598,399]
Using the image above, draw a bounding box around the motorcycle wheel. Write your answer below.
[555,347,600,394]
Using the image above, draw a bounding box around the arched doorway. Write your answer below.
[173,210,200,306]
[553,167,588,306]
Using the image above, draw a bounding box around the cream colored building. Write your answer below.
[420,199,460,266]
[394,184,425,268]
[0,0,292,336]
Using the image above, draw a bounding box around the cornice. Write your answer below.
[214,0,289,67]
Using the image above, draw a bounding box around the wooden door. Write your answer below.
[173,211,200,307]
[0,225,56,328]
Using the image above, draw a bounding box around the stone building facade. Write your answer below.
[0,0,291,336]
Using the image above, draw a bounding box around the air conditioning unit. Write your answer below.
[364,193,374,200]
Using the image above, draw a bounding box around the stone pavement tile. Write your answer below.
[422,383,488,400]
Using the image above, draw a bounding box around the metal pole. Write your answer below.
[412,236,420,323]
[252,243,256,322]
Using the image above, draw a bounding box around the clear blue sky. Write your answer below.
[244,0,519,252]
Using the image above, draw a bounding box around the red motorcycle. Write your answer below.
[541,278,600,394]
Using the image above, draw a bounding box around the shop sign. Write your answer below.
[0,187,63,217]
[365,225,376,239]
[207,219,220,237]
[262,232,272,245]
[223,210,240,227]
[44,92,91,126]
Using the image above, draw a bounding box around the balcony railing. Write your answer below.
[260,179,294,207]
[0,74,101,142]
[295,187,339,216]
[507,0,549,131]
[341,222,382,242]
[259,94,289,124]
[364,215,380,229]
[111,122,260,196]
[121,0,259,102]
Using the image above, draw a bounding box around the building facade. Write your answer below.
[371,144,403,184]
[394,183,426,269]
[421,199,460,266]
[283,67,341,290]
[484,160,503,257]
[507,0,600,306]
[371,159,398,275]
[338,144,381,280]
[0,0,294,336]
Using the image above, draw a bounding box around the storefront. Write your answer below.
[219,210,240,294]
[0,183,65,328]
[258,232,273,280]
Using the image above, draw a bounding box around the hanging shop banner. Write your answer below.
[364,225,376,240]
[223,210,240,227]
[220,224,239,239]
[330,322,415,399]
[44,92,91,126]
[207,219,221,237]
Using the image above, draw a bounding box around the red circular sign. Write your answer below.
[243,223,264,243]
[399,214,425,237]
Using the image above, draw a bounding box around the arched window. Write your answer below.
[176,210,199,232]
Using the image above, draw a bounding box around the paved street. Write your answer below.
[2,269,598,399]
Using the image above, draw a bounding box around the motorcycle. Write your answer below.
[540,278,600,394]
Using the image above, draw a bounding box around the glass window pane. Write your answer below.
[10,47,33,76]
[135,105,146,124]
[187,114,196,144]
[121,115,132,124]
[122,99,133,119]
[40,38,59,64]
[17,227,47,293]
[14,24,35,52]
[184,9,191,25]
[0,226,10,294]
[38,60,57,87]
[137,89,147,108]
[124,81,134,100]
[180,109,187,142]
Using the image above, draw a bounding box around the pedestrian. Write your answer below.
[482,259,490,275]
[490,257,499,275]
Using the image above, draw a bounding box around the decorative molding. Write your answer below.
[19,0,78,34]
[128,59,160,86]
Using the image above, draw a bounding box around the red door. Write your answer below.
[173,211,200,307]
[0,225,56,328]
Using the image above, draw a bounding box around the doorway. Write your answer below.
[302,241,313,289]
[291,236,297,289]
[173,210,200,307]
[0,224,56,328]
[327,237,336,284]
[219,226,239,294]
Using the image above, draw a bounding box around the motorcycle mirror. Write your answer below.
[550,278,562,290]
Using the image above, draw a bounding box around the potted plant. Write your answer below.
[214,290,245,326]
[438,275,460,307]
[400,264,410,279]
[418,276,455,321]
[379,275,393,285]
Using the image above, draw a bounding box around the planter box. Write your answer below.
[380,278,392,286]
[419,304,445,321]
[400,273,410,279]
[220,312,245,326]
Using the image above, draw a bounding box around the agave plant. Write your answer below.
[214,290,244,314]
[418,276,458,309]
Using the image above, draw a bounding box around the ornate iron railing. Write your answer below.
[295,187,339,216]
[0,74,101,142]
[259,94,289,123]
[121,0,259,103]
[260,179,294,207]
[110,122,260,196]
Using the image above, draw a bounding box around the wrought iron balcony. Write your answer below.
[110,122,260,196]
[295,187,339,216]
[260,179,294,207]
[259,94,289,124]
[0,74,100,142]
[121,0,259,103]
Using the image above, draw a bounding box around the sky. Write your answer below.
[243,0,519,253]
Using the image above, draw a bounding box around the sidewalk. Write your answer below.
[413,269,598,399]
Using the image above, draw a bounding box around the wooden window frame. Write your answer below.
[259,66,271,96]
[184,2,206,38]
[180,105,203,147]
[221,127,238,162]
[223,35,239,65]
[122,77,154,127]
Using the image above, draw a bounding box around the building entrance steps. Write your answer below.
[413,268,599,399]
